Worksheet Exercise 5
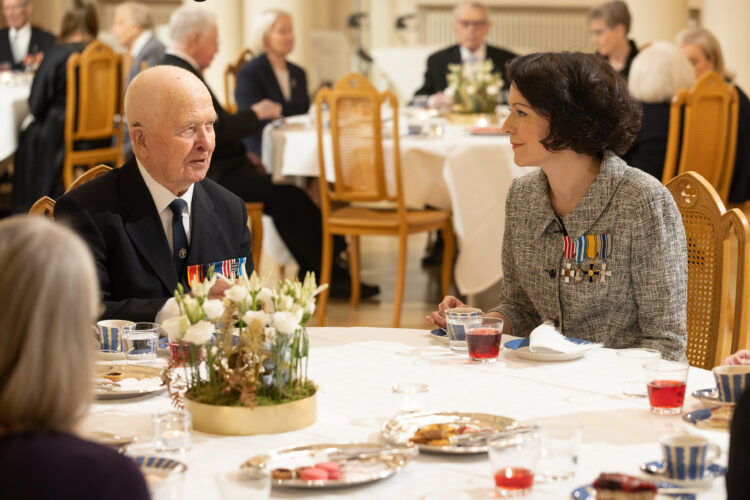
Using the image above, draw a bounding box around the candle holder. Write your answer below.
[153,410,192,453]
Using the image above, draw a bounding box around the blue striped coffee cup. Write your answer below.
[660,434,720,481]
[96,320,135,352]
[713,365,750,403]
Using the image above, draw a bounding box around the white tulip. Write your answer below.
[203,299,224,321]
[273,311,301,334]
[225,285,249,305]
[161,315,189,341]
[184,320,214,345]
[243,309,268,327]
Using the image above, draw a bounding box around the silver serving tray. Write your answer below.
[381,410,520,454]
[94,364,167,400]
[242,442,417,489]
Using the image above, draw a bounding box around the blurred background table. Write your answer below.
[83,327,725,500]
[0,73,32,168]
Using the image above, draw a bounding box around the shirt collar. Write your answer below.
[460,44,486,63]
[166,47,200,72]
[530,151,627,239]
[9,22,31,39]
[130,30,153,58]
[136,158,194,216]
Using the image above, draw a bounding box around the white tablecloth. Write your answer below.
[261,119,534,295]
[85,327,726,500]
[0,74,32,162]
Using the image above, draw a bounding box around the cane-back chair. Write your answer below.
[66,164,112,193]
[245,202,264,272]
[28,196,55,218]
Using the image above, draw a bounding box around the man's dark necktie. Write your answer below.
[169,199,188,279]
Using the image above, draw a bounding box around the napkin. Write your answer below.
[528,322,600,354]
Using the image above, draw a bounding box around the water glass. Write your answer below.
[616,348,662,398]
[645,361,689,414]
[445,307,483,353]
[392,382,429,414]
[124,322,159,361]
[153,410,192,453]
[466,316,504,363]
[489,430,541,497]
[215,469,271,499]
[536,421,582,481]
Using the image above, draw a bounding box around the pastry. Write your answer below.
[300,467,328,481]
[102,371,123,382]
[270,468,293,480]
[410,423,480,445]
[593,473,656,500]
[315,462,340,480]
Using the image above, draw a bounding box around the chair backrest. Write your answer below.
[314,73,403,214]
[666,171,750,368]
[66,164,112,193]
[63,40,124,188]
[662,71,739,202]
[28,196,55,218]
[224,48,254,113]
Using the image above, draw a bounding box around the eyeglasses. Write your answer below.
[457,20,488,29]
[590,28,611,37]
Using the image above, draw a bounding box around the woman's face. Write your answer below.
[501,84,553,168]
[589,18,625,56]
[265,14,295,57]
[680,43,714,78]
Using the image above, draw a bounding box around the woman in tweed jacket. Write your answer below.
[428,52,688,361]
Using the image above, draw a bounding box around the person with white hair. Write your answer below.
[0,0,54,70]
[621,41,695,179]
[234,9,309,157]
[111,1,165,83]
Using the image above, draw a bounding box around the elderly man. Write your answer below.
[588,1,638,78]
[111,1,165,83]
[414,1,515,98]
[160,5,378,299]
[56,66,251,322]
[0,0,54,70]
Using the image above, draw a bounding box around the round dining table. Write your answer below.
[84,327,727,499]
[0,72,32,164]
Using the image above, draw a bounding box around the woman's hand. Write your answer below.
[425,295,468,329]
[722,349,750,366]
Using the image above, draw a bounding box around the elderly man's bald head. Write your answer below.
[125,66,217,195]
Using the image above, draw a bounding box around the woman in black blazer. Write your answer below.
[235,9,310,157]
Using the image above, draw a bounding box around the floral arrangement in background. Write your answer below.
[444,60,503,114]
[162,268,325,408]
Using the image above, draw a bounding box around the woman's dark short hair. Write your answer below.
[505,51,642,157]
[58,0,99,41]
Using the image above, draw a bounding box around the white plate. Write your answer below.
[511,346,586,362]
[94,364,168,400]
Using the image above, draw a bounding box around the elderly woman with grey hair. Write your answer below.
[427,52,688,362]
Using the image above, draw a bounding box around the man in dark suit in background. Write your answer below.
[56,65,252,323]
[414,1,516,99]
[0,0,54,70]
[160,5,379,299]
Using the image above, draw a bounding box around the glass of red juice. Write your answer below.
[466,316,504,363]
[489,430,540,497]
[645,360,689,414]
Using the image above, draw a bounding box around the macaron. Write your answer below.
[315,461,340,480]
[300,467,328,481]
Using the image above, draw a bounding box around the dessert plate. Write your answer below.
[639,459,726,489]
[503,337,592,362]
[381,410,520,454]
[94,364,167,400]
[682,406,734,432]
[571,480,692,500]
[242,443,416,488]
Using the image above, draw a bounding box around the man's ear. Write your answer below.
[131,127,148,159]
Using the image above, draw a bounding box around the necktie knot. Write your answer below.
[169,198,187,218]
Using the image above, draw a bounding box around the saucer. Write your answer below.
[640,459,726,489]
[683,406,733,432]
[692,388,733,406]
[430,328,449,343]
[504,337,592,362]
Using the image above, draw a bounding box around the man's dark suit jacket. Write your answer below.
[159,53,261,177]
[235,53,310,156]
[0,26,55,70]
[414,44,517,97]
[55,157,254,322]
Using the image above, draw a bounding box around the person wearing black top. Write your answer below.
[588,1,638,79]
[0,0,54,70]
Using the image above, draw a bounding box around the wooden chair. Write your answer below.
[28,196,55,218]
[662,71,739,203]
[66,164,112,193]
[245,202,264,272]
[224,48,254,113]
[666,171,750,369]
[314,73,454,327]
[63,40,124,190]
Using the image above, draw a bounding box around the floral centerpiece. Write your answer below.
[161,268,326,435]
[444,60,503,118]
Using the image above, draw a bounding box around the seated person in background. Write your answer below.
[161,5,378,299]
[56,65,252,323]
[723,350,750,366]
[427,52,688,362]
[0,0,55,70]
[621,42,695,179]
[111,1,165,85]
[11,0,98,213]
[677,27,750,204]
[728,381,750,498]
[0,216,149,499]
[235,8,309,157]
[414,1,516,102]
[588,1,638,79]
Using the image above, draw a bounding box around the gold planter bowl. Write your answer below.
[185,392,317,435]
[447,112,498,127]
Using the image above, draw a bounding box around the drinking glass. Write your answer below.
[215,469,271,499]
[153,410,192,453]
[445,307,483,353]
[124,322,159,361]
[616,348,662,398]
[392,382,429,414]
[466,316,504,363]
[645,361,689,414]
[536,420,582,481]
[489,430,540,497]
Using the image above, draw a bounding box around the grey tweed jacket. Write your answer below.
[490,152,688,361]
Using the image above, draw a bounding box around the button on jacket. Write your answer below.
[491,152,688,361]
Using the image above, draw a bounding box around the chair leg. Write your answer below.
[317,231,334,327]
[392,232,408,328]
[440,221,455,297]
[349,234,361,308]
